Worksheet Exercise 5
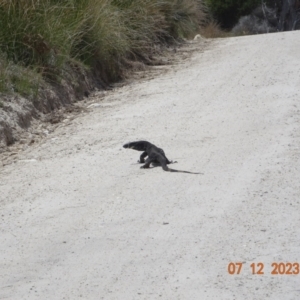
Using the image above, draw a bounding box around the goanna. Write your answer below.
[123,141,202,174]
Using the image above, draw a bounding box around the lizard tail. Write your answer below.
[162,164,203,175]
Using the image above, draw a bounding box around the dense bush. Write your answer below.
[204,0,261,28]
[232,15,276,35]
[231,0,300,35]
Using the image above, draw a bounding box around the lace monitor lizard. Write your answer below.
[123,141,202,174]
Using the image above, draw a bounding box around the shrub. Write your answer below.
[199,21,228,38]
[204,0,261,28]
[232,15,276,35]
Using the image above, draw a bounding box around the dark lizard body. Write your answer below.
[123,141,202,174]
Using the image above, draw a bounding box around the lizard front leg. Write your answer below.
[138,151,147,163]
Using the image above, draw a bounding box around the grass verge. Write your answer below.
[0,0,207,102]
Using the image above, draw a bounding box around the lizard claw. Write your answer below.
[140,165,149,169]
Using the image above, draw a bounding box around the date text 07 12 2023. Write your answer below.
[228,262,299,275]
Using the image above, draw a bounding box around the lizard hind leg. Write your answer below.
[140,157,153,169]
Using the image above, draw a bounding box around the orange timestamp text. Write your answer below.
[227,262,299,275]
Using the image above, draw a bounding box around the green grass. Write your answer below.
[0,0,206,100]
[0,53,41,97]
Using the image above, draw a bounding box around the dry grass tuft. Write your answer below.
[199,21,229,38]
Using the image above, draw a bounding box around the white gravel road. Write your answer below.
[1,31,300,300]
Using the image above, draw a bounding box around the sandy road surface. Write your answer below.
[1,31,300,299]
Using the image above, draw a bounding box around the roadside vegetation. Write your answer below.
[0,0,206,100]
[204,0,300,34]
[204,0,261,28]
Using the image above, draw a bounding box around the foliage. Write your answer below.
[204,0,262,28]
[199,21,229,38]
[0,0,206,97]
[0,53,40,97]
